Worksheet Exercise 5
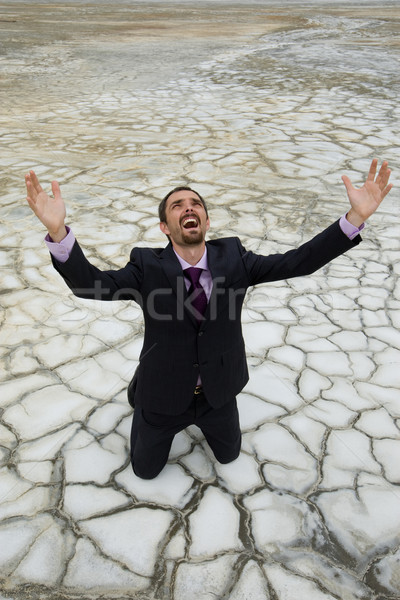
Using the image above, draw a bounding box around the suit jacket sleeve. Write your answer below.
[239,219,362,286]
[50,239,144,303]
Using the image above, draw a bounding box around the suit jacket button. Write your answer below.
[198,331,203,336]
[193,363,199,368]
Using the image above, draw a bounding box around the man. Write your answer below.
[25,159,392,479]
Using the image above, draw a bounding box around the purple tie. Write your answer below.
[184,267,208,322]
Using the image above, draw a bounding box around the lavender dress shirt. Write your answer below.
[45,216,363,388]
[45,215,364,263]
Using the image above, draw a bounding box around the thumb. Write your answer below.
[51,180,62,200]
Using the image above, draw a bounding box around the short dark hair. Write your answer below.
[158,186,208,223]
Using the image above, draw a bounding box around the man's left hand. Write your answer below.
[342,159,393,227]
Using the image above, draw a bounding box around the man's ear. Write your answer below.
[160,221,170,236]
[206,218,210,232]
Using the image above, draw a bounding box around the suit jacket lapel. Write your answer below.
[202,241,230,327]
[159,241,231,328]
[159,243,196,325]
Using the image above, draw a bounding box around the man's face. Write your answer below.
[160,190,210,247]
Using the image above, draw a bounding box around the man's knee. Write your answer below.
[213,441,241,464]
[131,459,164,480]
[216,447,241,465]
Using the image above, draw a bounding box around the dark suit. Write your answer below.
[51,220,360,476]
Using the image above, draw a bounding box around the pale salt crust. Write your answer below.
[0,1,399,598]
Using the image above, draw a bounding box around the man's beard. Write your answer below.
[181,229,205,244]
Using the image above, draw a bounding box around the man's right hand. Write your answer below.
[25,170,67,242]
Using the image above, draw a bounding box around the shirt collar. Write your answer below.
[173,246,209,271]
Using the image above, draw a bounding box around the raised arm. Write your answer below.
[25,170,67,242]
[342,159,393,228]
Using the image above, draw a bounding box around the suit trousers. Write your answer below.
[130,391,241,479]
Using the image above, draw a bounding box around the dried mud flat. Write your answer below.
[1,2,400,600]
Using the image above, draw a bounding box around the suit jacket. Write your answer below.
[51,220,361,414]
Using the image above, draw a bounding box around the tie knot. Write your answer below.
[184,267,202,286]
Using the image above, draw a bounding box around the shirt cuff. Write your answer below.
[339,213,365,240]
[45,226,75,263]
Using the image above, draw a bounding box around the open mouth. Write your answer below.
[182,216,199,230]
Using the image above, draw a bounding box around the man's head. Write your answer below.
[159,186,210,247]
